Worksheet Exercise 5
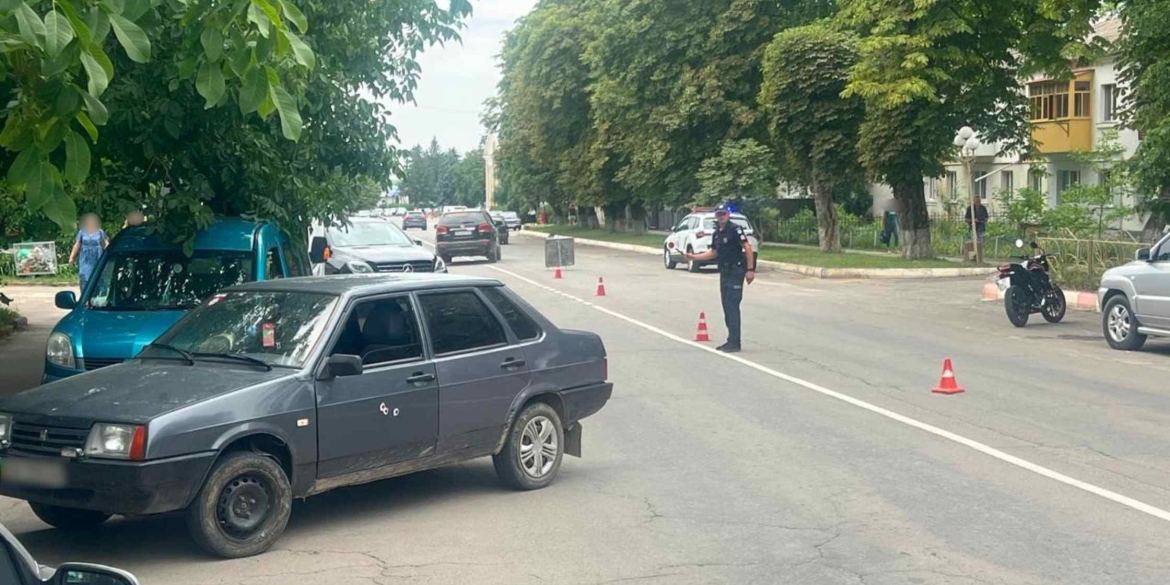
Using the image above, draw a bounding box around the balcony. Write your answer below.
[1028,72,1093,155]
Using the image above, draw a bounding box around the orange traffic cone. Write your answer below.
[554,266,563,279]
[596,278,607,297]
[932,358,965,395]
[694,312,711,342]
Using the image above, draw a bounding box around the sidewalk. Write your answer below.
[0,286,68,395]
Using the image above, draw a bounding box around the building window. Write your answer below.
[1102,84,1118,122]
[974,175,988,200]
[946,171,958,198]
[1028,169,1043,192]
[925,177,938,201]
[1056,170,1081,204]
[1073,81,1091,118]
[1001,170,1014,195]
[1029,81,1069,121]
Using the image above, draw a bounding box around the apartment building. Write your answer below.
[871,19,1143,232]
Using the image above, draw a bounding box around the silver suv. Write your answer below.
[1099,231,1170,351]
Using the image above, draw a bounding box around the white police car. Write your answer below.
[663,209,760,272]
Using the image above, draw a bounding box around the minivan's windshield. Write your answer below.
[328,222,413,248]
[87,251,254,311]
[151,291,337,368]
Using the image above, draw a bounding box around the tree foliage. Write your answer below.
[839,0,1100,257]
[759,24,863,252]
[399,139,485,209]
[695,139,776,205]
[1117,0,1170,240]
[1,0,471,247]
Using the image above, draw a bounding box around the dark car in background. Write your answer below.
[503,211,522,231]
[0,275,611,559]
[435,210,501,264]
[309,217,446,275]
[402,210,428,230]
[489,211,511,245]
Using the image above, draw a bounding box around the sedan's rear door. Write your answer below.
[418,289,530,454]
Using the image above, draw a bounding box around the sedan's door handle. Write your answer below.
[500,358,526,370]
[406,372,436,384]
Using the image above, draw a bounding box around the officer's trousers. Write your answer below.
[719,265,746,345]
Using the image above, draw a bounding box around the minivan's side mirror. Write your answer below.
[325,354,363,378]
[309,236,329,264]
[53,563,139,585]
[1137,247,1152,262]
[55,291,77,310]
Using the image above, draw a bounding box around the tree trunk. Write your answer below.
[628,203,647,235]
[580,206,599,229]
[1141,187,1169,242]
[813,180,841,253]
[603,205,620,232]
[893,178,932,259]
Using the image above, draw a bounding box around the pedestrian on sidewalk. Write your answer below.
[965,196,989,243]
[683,202,755,353]
[69,213,108,292]
[880,201,900,250]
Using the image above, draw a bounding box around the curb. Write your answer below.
[519,230,997,280]
[980,282,1100,313]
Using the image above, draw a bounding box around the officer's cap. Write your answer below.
[714,202,733,215]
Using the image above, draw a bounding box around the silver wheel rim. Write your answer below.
[519,416,558,478]
[1108,305,1131,341]
[664,249,671,266]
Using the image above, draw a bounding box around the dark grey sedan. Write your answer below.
[0,275,611,559]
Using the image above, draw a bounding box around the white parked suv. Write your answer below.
[1099,230,1170,351]
[663,211,760,272]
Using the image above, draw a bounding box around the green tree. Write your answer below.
[452,148,486,208]
[1052,130,1134,238]
[694,139,777,206]
[839,0,1100,258]
[759,24,864,253]
[1117,0,1170,240]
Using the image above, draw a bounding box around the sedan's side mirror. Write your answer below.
[55,291,77,310]
[413,239,423,246]
[53,563,139,585]
[309,236,329,264]
[325,354,363,378]
[1137,247,1152,262]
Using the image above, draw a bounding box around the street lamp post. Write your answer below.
[953,126,982,263]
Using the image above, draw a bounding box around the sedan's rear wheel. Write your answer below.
[29,503,111,531]
[494,402,564,490]
[664,247,677,270]
[186,451,291,559]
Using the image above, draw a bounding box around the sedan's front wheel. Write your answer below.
[494,402,564,490]
[186,452,292,558]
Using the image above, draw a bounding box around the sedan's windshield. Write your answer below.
[87,251,254,311]
[503,212,519,219]
[328,222,413,248]
[702,217,753,232]
[151,291,337,368]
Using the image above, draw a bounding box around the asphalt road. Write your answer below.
[2,221,1170,584]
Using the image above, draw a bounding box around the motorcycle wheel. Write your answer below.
[1042,285,1067,323]
[1004,286,1031,328]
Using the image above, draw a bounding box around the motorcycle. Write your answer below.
[997,239,1066,328]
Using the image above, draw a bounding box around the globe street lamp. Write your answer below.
[954,127,982,263]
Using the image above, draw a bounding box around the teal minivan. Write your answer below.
[44,219,310,382]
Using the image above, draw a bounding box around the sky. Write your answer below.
[388,0,538,155]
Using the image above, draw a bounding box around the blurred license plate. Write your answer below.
[997,278,1009,292]
[2,457,67,488]
[454,229,473,238]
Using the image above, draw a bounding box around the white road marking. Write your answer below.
[489,265,1170,525]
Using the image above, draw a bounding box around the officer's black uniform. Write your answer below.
[711,218,750,349]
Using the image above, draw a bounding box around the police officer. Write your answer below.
[684,203,755,352]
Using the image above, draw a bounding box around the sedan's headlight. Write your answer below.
[345,261,375,274]
[46,332,76,369]
[434,256,448,273]
[0,413,12,446]
[85,423,146,460]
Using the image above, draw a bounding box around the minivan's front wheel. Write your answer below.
[186,452,292,559]
[1103,295,1147,351]
[29,503,111,530]
[494,402,564,491]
